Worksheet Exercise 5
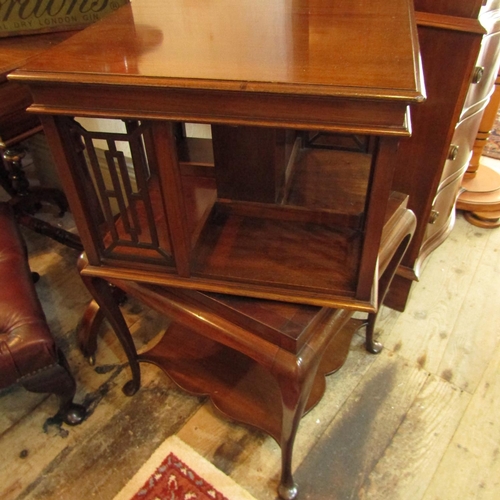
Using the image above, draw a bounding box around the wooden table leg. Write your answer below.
[79,275,140,396]
[2,146,84,251]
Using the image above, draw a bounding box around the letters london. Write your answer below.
[0,0,129,37]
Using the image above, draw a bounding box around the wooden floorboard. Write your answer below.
[380,217,490,381]
[422,340,500,500]
[362,373,471,500]
[0,202,499,500]
[436,224,500,393]
[293,352,429,499]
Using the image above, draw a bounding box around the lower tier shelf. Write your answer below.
[138,316,363,443]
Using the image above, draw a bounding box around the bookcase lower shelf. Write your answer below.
[138,311,364,444]
[94,278,362,500]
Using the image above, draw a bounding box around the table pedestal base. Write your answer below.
[458,164,500,228]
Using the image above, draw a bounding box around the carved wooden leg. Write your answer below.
[366,233,414,354]
[2,148,30,197]
[78,299,105,365]
[79,274,140,395]
[0,155,17,197]
[365,313,382,354]
[15,212,83,251]
[21,350,86,426]
[78,287,127,365]
[14,186,69,217]
[3,146,69,215]
[2,147,83,251]
[274,355,322,500]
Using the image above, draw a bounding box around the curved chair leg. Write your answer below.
[80,274,141,396]
[21,350,86,426]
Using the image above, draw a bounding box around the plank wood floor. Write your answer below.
[1,197,499,499]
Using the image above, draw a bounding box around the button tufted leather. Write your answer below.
[0,202,85,425]
[0,203,58,388]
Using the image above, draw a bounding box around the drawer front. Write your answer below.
[462,31,500,117]
[425,175,463,243]
[441,106,484,185]
[413,0,483,18]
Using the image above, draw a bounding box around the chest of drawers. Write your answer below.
[386,0,500,310]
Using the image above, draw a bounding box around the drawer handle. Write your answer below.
[448,144,459,161]
[429,209,440,224]
[472,66,485,84]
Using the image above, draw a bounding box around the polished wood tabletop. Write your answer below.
[15,0,422,97]
[12,0,424,133]
[0,31,76,146]
[0,31,75,80]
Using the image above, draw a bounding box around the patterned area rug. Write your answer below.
[112,436,258,500]
[483,110,500,160]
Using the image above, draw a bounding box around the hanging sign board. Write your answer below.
[0,0,129,38]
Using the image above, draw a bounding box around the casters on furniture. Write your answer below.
[60,403,87,426]
[19,351,87,427]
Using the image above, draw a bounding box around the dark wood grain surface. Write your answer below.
[13,0,423,101]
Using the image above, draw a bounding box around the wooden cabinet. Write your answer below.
[13,0,424,313]
[11,1,422,498]
[386,0,500,310]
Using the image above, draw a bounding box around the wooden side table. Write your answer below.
[10,0,423,497]
[0,31,82,250]
[457,70,500,227]
[77,189,415,500]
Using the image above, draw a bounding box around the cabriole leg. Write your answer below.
[275,358,320,500]
[80,275,141,395]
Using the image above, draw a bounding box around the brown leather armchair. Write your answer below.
[0,202,85,425]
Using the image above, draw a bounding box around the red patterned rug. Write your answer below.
[483,109,500,160]
[112,436,257,500]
